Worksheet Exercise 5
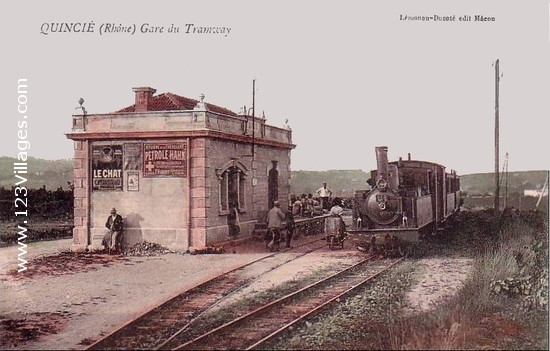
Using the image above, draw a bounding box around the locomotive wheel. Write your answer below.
[408,244,417,258]
[398,245,408,258]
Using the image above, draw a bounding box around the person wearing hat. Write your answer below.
[266,200,285,252]
[103,207,124,254]
[316,182,333,211]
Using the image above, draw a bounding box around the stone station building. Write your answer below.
[66,87,295,251]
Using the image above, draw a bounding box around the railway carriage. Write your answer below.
[349,146,462,256]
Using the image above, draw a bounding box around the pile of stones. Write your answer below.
[123,241,175,256]
[490,277,534,296]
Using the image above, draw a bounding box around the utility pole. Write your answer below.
[252,78,255,158]
[500,152,509,209]
[494,59,500,214]
[504,153,508,209]
[251,79,256,219]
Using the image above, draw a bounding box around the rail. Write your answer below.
[171,256,404,350]
[85,237,328,351]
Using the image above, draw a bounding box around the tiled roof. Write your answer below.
[114,92,237,116]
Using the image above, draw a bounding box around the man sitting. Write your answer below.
[103,207,123,254]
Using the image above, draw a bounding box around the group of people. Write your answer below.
[289,182,337,218]
[291,193,321,218]
[101,182,338,255]
[266,183,343,252]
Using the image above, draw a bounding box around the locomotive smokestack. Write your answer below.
[408,153,411,161]
[375,146,389,183]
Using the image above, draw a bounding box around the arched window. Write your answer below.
[217,160,248,213]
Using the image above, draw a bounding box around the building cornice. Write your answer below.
[65,130,296,149]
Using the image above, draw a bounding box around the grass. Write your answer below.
[0,219,73,247]
[380,210,549,350]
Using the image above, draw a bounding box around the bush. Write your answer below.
[0,186,73,220]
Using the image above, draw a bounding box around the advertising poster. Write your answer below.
[1,1,548,350]
[143,142,187,178]
[123,143,142,171]
[127,171,139,191]
[91,145,123,190]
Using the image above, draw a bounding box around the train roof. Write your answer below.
[387,159,459,176]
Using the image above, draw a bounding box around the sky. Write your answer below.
[2,0,549,175]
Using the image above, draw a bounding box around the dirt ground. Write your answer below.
[0,238,268,350]
[0,236,474,350]
[401,255,473,315]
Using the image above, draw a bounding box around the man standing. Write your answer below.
[104,207,123,253]
[266,200,285,252]
[227,204,240,238]
[284,209,295,249]
[316,182,333,211]
[227,204,240,254]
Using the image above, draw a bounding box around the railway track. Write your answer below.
[86,236,330,350]
[166,256,404,350]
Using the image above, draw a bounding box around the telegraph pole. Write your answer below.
[251,79,256,219]
[494,59,500,214]
[252,78,255,158]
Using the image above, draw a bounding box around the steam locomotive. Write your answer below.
[349,146,462,256]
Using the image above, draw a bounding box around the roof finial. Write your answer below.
[75,97,87,115]
[238,105,247,115]
[283,118,291,131]
[194,93,207,111]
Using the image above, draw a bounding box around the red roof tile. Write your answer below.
[114,92,237,116]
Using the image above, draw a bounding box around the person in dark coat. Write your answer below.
[227,204,240,254]
[227,204,240,238]
[103,207,123,253]
[284,208,295,249]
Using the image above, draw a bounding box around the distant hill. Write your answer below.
[0,156,73,190]
[0,156,547,199]
[460,171,549,196]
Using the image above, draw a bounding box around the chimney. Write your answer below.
[132,87,156,112]
[375,146,389,183]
